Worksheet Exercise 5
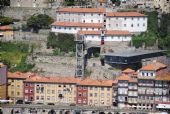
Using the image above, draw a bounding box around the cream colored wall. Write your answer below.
[34,83,76,104]
[8,79,24,101]
[88,86,112,106]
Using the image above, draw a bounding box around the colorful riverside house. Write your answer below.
[137,61,168,110]
[0,63,8,100]
[7,72,34,103]
[116,74,138,109]
[24,75,80,105]
[77,78,113,107]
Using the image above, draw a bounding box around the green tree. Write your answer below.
[0,16,14,25]
[27,14,54,32]
[47,33,76,53]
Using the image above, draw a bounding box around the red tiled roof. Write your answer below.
[52,22,103,28]
[122,68,135,73]
[140,61,167,71]
[98,0,107,3]
[155,73,170,81]
[8,72,34,79]
[78,78,113,87]
[107,12,146,17]
[57,8,106,13]
[116,75,137,83]
[78,30,131,36]
[0,26,13,31]
[24,75,81,84]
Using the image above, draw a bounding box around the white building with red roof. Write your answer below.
[51,7,148,42]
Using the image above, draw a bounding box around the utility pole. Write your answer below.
[75,34,85,78]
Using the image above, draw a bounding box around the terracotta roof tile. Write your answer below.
[116,75,137,83]
[99,0,107,3]
[8,72,34,79]
[122,68,135,73]
[107,12,146,17]
[52,22,104,28]
[155,73,170,81]
[57,8,106,13]
[0,26,13,31]
[78,30,131,36]
[140,61,167,71]
[78,78,113,87]
[24,75,81,84]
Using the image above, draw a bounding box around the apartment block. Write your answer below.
[77,79,113,106]
[51,8,148,43]
[24,76,79,105]
[7,72,33,103]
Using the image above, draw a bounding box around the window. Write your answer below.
[131,24,133,27]
[98,20,100,23]
[25,83,29,87]
[59,27,61,29]
[47,96,50,100]
[101,87,104,91]
[143,23,145,26]
[52,90,55,94]
[94,87,98,91]
[138,17,140,20]
[36,96,39,100]
[107,88,110,91]
[137,23,139,27]
[124,17,126,20]
[83,86,87,90]
[58,85,61,87]
[83,93,87,97]
[132,17,134,20]
[86,28,88,30]
[91,20,93,23]
[41,96,44,100]
[25,89,28,93]
[47,89,50,94]
[17,92,20,96]
[90,86,93,90]
[124,24,126,27]
[91,13,93,16]
[63,85,66,87]
[94,93,97,97]
[78,86,82,90]
[92,28,94,30]
[108,24,111,27]
[78,92,82,97]
[74,27,76,30]
[17,85,20,88]
[83,20,85,23]
[116,24,118,27]
[90,93,93,97]
[11,91,14,95]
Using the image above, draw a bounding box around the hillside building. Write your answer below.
[0,63,7,100]
[154,0,170,13]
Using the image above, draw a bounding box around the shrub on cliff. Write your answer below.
[27,14,54,32]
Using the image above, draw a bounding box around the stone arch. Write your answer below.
[99,112,105,114]
[108,112,112,114]
[65,111,70,114]
[48,109,56,114]
[92,111,96,113]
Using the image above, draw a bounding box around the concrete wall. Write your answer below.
[2,7,56,20]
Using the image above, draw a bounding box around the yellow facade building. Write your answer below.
[24,76,79,105]
[7,72,33,103]
[78,79,113,107]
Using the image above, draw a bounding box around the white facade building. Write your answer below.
[51,7,148,42]
[106,12,147,33]
[78,30,132,42]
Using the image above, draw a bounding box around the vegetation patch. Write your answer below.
[47,32,76,55]
[0,41,34,72]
